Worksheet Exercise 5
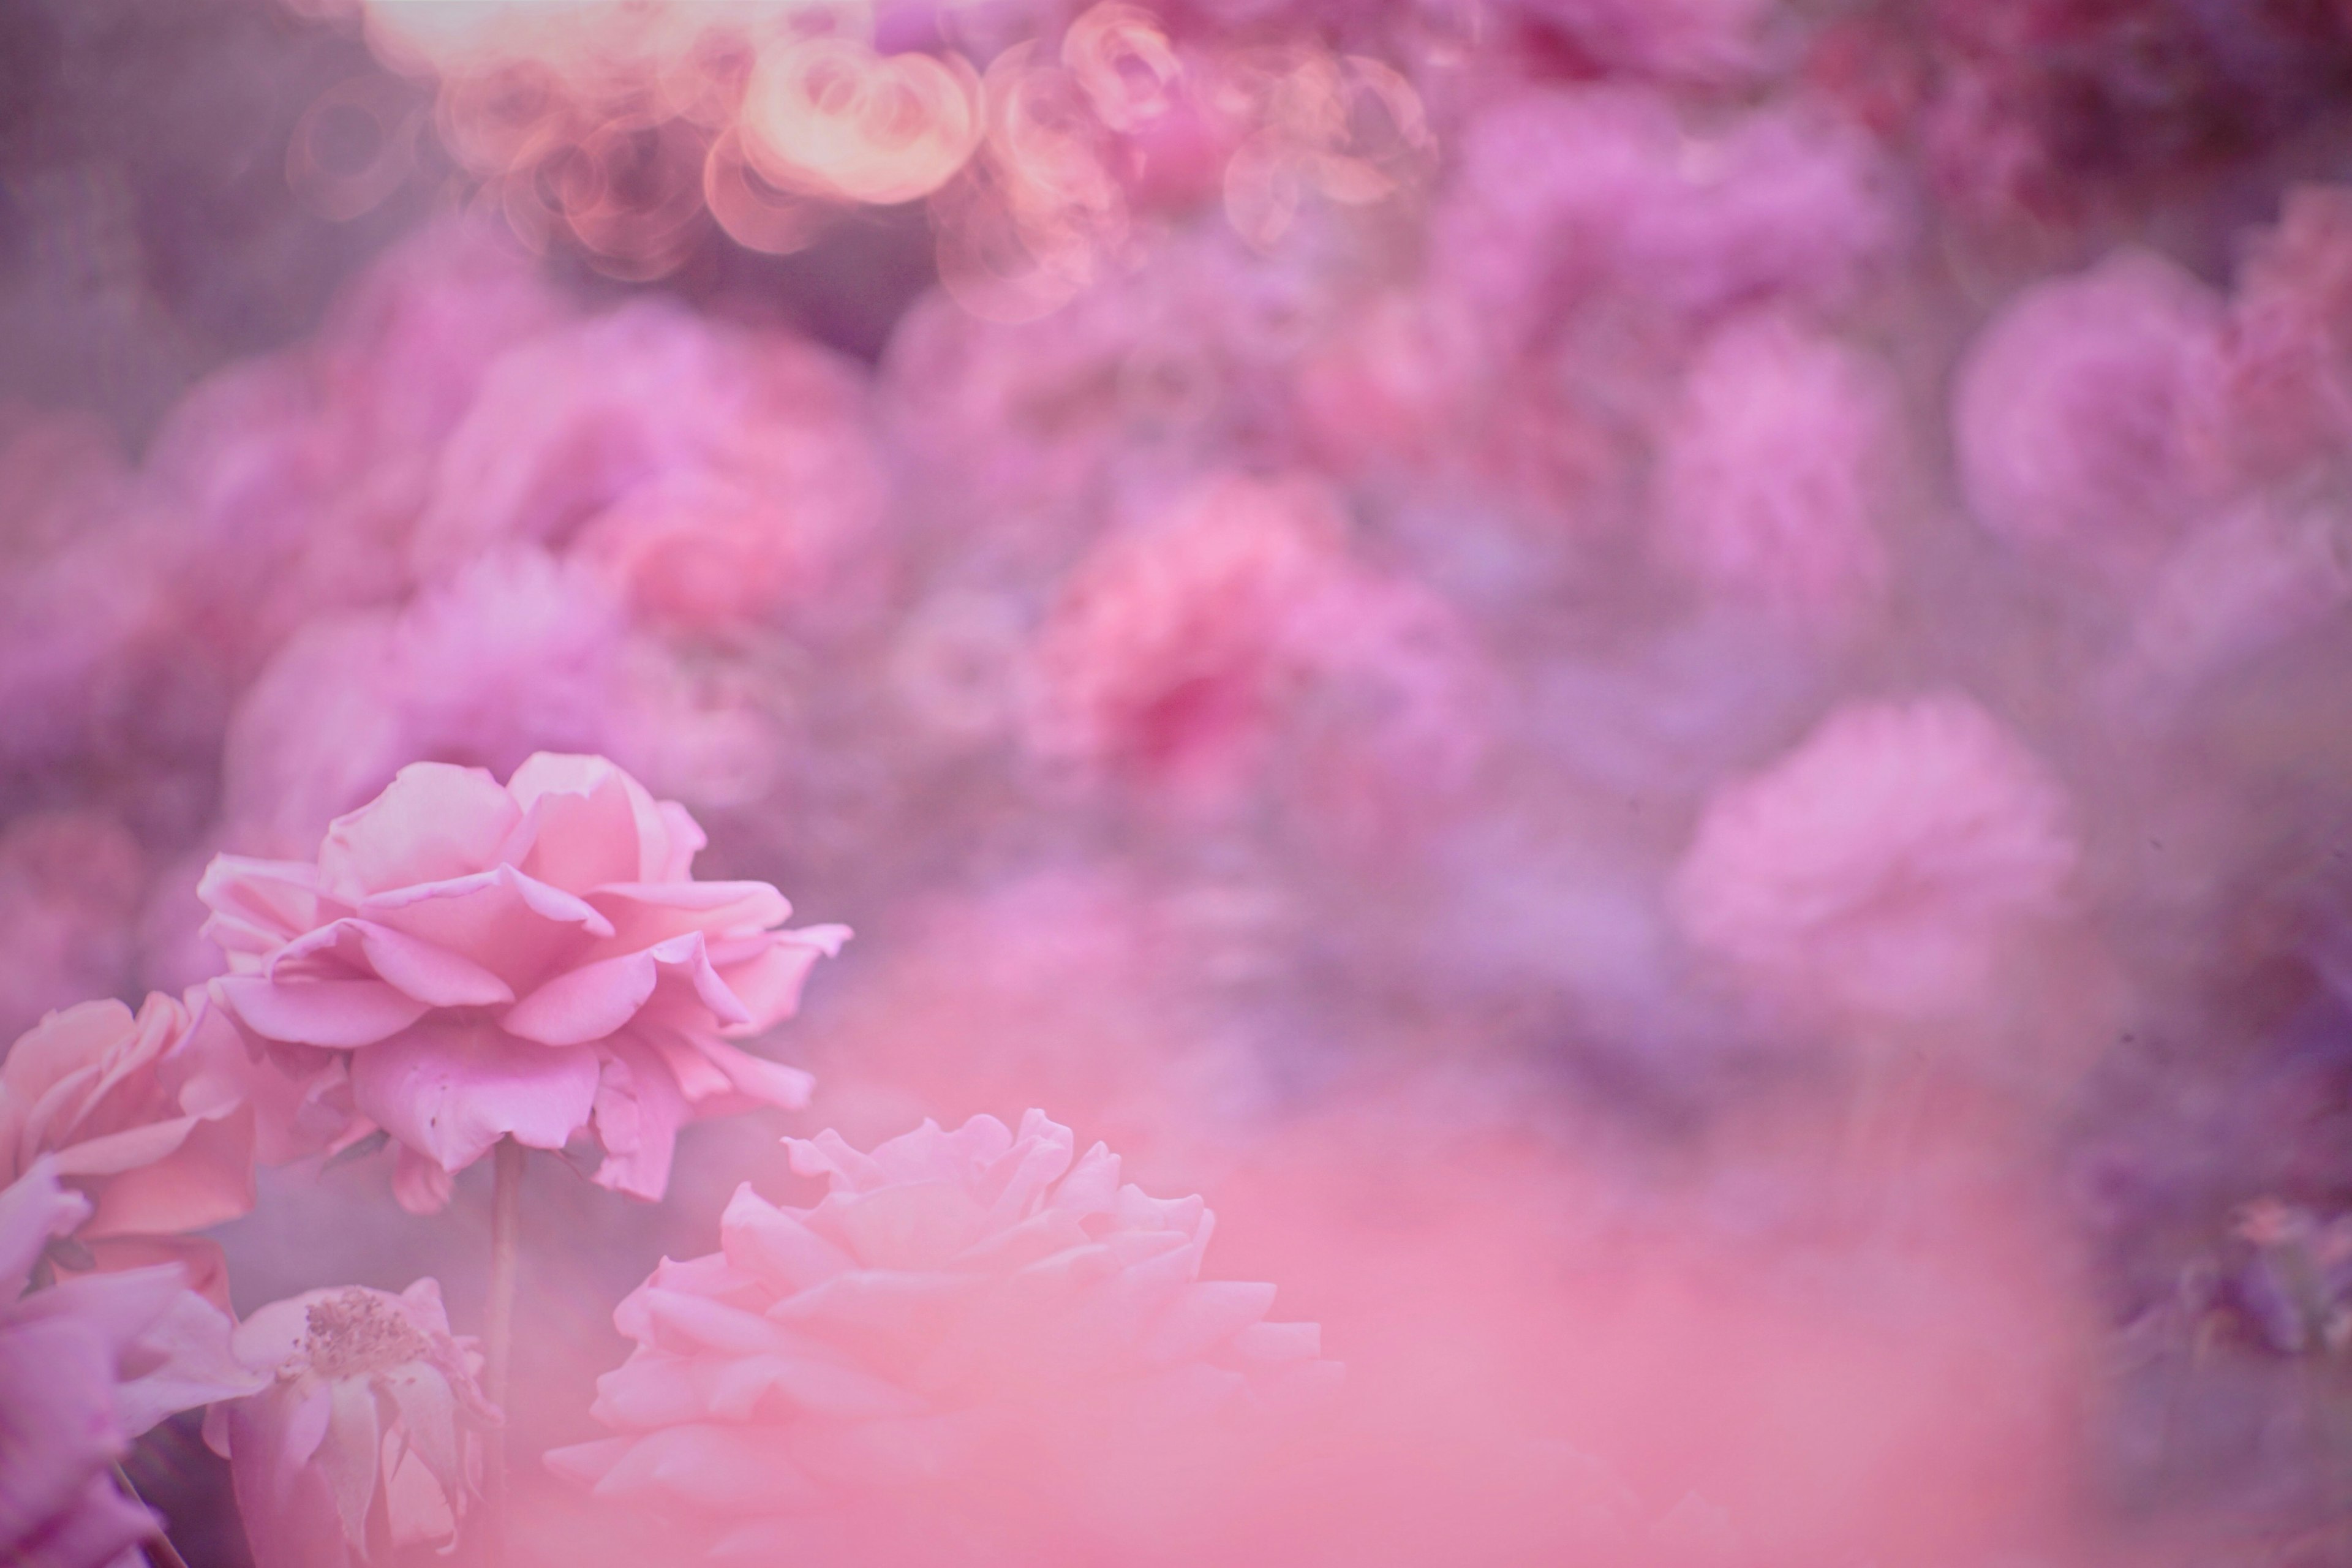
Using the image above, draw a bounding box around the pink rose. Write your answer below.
[0,993,255,1306]
[198,753,846,1213]
[546,1110,1336,1561]
[205,1280,498,1568]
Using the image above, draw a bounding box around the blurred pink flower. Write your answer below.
[1025,472,1480,813]
[0,410,182,781]
[1654,313,1896,637]
[0,810,146,1047]
[1954,249,2229,579]
[2119,494,2352,699]
[141,221,568,682]
[880,227,1338,551]
[198,754,846,1213]
[221,549,631,857]
[546,1110,1336,1561]
[1671,695,2079,1028]
[2221,184,2352,483]
[1434,88,1904,355]
[412,300,889,633]
[1,1160,257,1568]
[0,993,254,1307]
[205,1280,497,1568]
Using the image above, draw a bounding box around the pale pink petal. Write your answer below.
[586,1039,690,1202]
[216,971,430,1050]
[581,881,793,954]
[0,1001,138,1107]
[316,762,522,905]
[346,920,515,1009]
[78,1109,256,1238]
[502,753,669,891]
[695,1039,815,1112]
[358,865,613,988]
[504,931,748,1046]
[195,856,325,963]
[348,1020,599,1174]
[715,927,851,1036]
[0,1162,92,1298]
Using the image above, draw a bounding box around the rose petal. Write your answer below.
[217,972,430,1050]
[712,927,848,1036]
[502,754,669,892]
[503,932,749,1047]
[348,1020,599,1175]
[197,856,326,962]
[359,865,614,989]
[317,762,521,905]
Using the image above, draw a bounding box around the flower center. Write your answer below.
[304,1291,434,1380]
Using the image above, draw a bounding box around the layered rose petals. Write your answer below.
[198,754,845,1211]
[548,1111,1338,1559]
[205,1280,499,1568]
[0,992,256,1304]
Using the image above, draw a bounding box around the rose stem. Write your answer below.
[111,1462,191,1568]
[484,1135,524,1564]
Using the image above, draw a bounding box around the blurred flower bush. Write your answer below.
[6,0,2352,1563]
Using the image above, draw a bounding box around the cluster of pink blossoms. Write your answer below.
[2,741,1327,1565]
[17,0,2352,1560]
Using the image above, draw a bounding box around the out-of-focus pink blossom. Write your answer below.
[0,810,146,1047]
[2119,496,2352,700]
[880,226,1338,549]
[0,1160,257,1568]
[198,754,846,1213]
[0,993,254,1306]
[1653,313,1896,638]
[546,1110,1336,1561]
[1433,89,1905,356]
[0,410,183,782]
[204,1280,497,1568]
[412,300,889,632]
[1671,695,2079,1030]
[141,221,568,679]
[220,550,631,858]
[2220,184,2352,483]
[1025,472,1479,813]
[1954,249,2229,579]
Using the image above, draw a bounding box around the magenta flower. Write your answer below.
[1671,695,2079,1029]
[547,1110,1337,1561]
[204,1281,498,1568]
[0,992,255,1306]
[198,753,846,1212]
[1,1160,257,1568]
